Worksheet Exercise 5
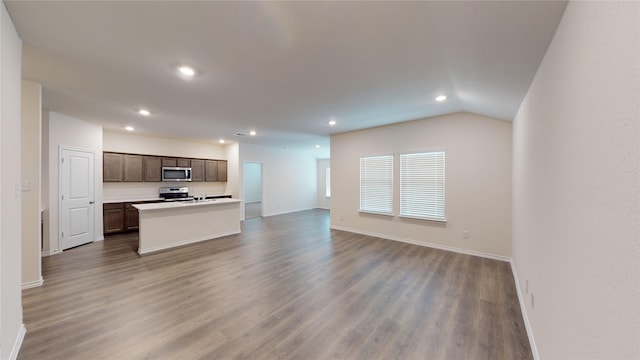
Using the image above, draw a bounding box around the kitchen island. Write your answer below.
[133,198,242,255]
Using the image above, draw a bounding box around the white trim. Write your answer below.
[398,214,447,223]
[330,225,511,262]
[358,210,394,217]
[510,261,539,360]
[41,249,62,257]
[22,276,44,290]
[95,235,105,242]
[9,324,26,360]
[138,230,241,255]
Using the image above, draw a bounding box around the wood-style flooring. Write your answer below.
[20,209,531,359]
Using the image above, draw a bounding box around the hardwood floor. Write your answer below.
[19,209,532,359]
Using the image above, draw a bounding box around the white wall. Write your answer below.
[512,2,640,359]
[317,159,330,210]
[243,163,262,203]
[21,80,41,287]
[102,130,230,201]
[44,112,103,254]
[331,112,512,259]
[0,1,25,358]
[239,143,317,218]
[225,142,240,199]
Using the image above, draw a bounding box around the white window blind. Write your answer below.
[325,167,331,198]
[400,151,445,221]
[360,155,393,215]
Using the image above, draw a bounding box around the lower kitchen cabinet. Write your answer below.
[104,202,143,235]
[125,203,139,231]
[103,203,125,234]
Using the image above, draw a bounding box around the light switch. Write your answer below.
[21,180,30,191]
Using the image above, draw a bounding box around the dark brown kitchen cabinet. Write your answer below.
[162,157,190,167]
[103,153,124,182]
[143,156,162,182]
[191,159,205,182]
[103,203,125,234]
[217,160,228,182]
[123,155,143,182]
[205,160,218,181]
[204,159,227,182]
[162,157,177,167]
[104,202,142,234]
[125,203,139,231]
[103,151,227,183]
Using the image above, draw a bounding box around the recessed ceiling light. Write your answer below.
[125,126,135,131]
[178,66,195,77]
[315,144,320,149]
[138,109,150,116]
[435,95,447,102]
[328,119,337,126]
[249,130,257,136]
[219,139,226,144]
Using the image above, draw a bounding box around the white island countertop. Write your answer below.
[133,198,242,211]
[134,198,243,254]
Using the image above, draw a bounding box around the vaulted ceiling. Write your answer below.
[6,1,567,155]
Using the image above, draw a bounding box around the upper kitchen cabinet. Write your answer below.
[162,158,191,167]
[103,151,226,182]
[191,159,205,182]
[143,156,162,182]
[123,154,143,182]
[205,160,218,182]
[205,160,228,182]
[103,152,124,182]
[217,160,228,182]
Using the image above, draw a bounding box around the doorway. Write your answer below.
[60,147,95,250]
[243,162,262,219]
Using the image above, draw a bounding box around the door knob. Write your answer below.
[89,201,95,204]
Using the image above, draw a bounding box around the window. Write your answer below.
[400,151,445,221]
[325,167,331,198]
[360,155,393,215]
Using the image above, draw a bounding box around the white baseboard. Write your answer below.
[41,249,61,257]
[329,225,511,262]
[9,324,26,360]
[22,276,44,290]
[510,261,539,360]
[95,235,105,242]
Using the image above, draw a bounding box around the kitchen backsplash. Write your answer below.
[103,182,227,201]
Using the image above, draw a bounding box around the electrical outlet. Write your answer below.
[462,231,469,240]
[531,292,535,309]
[526,279,529,294]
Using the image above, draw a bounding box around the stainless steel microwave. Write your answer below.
[161,167,192,182]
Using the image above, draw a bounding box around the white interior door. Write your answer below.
[60,148,95,250]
